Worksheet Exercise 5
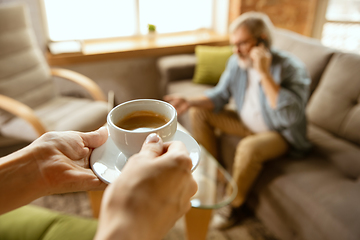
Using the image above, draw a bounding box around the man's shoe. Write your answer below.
[212,204,252,230]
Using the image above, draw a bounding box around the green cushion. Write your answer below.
[193,45,233,85]
[0,205,98,240]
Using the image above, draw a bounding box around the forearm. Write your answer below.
[95,187,165,240]
[95,216,141,240]
[0,147,46,214]
[95,213,151,240]
[260,72,280,109]
[187,95,214,110]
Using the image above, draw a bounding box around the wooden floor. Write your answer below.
[31,192,278,240]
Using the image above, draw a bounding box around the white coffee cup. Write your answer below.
[107,99,177,159]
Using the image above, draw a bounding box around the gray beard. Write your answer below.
[237,57,252,69]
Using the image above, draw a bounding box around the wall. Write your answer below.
[229,0,319,37]
[54,58,161,104]
[0,0,162,104]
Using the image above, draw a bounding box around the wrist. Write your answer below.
[98,213,159,240]
[96,193,151,240]
[259,71,272,81]
[95,218,139,240]
[187,98,194,108]
[0,145,48,214]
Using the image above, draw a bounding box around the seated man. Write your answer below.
[165,11,311,226]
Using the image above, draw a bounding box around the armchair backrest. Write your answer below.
[0,4,55,125]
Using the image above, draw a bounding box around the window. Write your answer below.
[42,0,215,42]
[321,0,360,53]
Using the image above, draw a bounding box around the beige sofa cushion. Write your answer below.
[1,97,108,142]
[168,79,212,98]
[307,52,360,146]
[308,124,360,178]
[252,156,360,240]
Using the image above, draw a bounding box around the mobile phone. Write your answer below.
[256,38,270,49]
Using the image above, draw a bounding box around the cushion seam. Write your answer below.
[37,217,60,240]
[0,47,44,80]
[0,60,45,84]
[0,28,32,57]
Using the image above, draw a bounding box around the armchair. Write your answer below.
[0,4,108,156]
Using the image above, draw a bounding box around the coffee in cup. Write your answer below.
[115,110,169,132]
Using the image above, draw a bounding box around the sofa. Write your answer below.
[157,28,360,240]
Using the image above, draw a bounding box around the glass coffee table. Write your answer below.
[185,143,237,240]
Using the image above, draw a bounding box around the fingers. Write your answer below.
[164,95,178,106]
[165,141,198,199]
[159,141,193,171]
[176,103,188,115]
[169,98,181,108]
[251,45,270,57]
[137,133,164,159]
[61,168,108,192]
[163,95,172,102]
[164,95,188,115]
[250,47,261,59]
[81,127,108,149]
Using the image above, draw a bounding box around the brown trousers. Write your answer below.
[189,107,288,207]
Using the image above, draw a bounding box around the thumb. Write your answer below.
[138,133,164,159]
[80,127,108,149]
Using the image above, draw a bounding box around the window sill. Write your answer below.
[46,30,229,66]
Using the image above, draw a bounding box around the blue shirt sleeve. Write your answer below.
[273,57,311,128]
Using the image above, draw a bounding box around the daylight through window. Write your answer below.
[42,0,214,42]
[321,0,360,53]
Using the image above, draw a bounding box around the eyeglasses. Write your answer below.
[230,37,257,49]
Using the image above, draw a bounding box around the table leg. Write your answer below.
[185,208,213,240]
[87,190,104,218]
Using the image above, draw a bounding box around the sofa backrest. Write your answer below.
[307,52,360,147]
[273,28,336,95]
[273,28,360,177]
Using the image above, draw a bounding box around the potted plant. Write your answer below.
[148,24,156,39]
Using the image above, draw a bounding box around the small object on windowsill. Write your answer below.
[48,40,83,55]
[148,24,157,40]
[148,24,156,32]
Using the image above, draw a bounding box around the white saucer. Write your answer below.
[90,129,201,184]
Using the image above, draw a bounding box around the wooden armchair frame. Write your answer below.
[0,68,107,137]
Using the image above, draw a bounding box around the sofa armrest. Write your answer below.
[157,54,197,81]
[157,54,197,96]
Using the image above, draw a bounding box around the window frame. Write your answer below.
[312,0,360,51]
[41,0,230,65]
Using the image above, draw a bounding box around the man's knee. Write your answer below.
[238,134,260,151]
[189,107,211,121]
[235,132,288,163]
[233,136,263,172]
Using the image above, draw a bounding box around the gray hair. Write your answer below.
[229,12,274,48]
